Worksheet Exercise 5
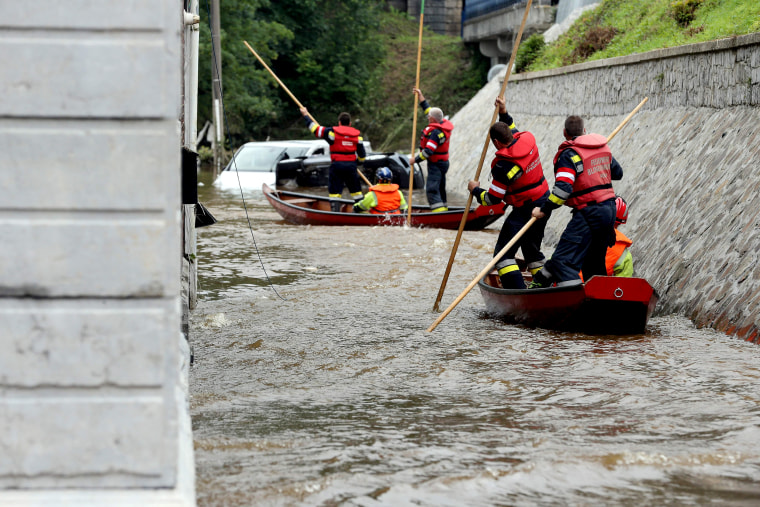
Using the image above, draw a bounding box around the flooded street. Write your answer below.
[190,170,760,506]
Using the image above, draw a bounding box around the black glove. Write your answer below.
[353,205,365,213]
[607,228,617,247]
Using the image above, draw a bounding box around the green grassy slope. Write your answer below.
[529,0,760,71]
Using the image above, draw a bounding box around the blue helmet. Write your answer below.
[376,167,393,183]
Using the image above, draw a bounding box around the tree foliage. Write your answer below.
[198,0,383,146]
[262,0,383,117]
[197,0,292,142]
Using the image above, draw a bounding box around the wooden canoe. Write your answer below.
[478,272,659,335]
[262,183,504,230]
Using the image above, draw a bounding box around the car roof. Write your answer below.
[237,140,326,148]
[233,138,372,155]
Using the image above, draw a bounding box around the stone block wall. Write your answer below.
[446,33,760,342]
[0,1,194,504]
[392,0,463,37]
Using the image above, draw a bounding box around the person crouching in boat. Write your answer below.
[467,97,551,289]
[300,106,366,213]
[607,195,634,276]
[530,115,624,288]
[352,167,408,214]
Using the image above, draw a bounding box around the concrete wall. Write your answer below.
[389,0,463,37]
[447,33,760,343]
[0,1,194,504]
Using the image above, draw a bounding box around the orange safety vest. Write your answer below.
[606,229,633,275]
[553,134,615,209]
[492,131,548,207]
[369,183,402,214]
[419,119,454,162]
[330,125,361,162]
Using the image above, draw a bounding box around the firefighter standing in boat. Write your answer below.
[530,115,624,288]
[300,107,366,212]
[467,97,551,289]
[352,167,408,214]
[410,88,453,212]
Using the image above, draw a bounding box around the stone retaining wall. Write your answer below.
[446,32,760,342]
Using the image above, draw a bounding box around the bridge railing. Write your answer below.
[462,0,524,22]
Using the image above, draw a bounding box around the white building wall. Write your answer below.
[0,1,193,503]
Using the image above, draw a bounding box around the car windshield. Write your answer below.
[229,145,311,172]
[285,146,312,158]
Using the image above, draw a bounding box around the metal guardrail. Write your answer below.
[462,0,524,21]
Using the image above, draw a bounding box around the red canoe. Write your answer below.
[478,272,659,335]
[263,183,504,229]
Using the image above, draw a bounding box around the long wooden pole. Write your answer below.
[407,0,425,225]
[243,40,373,188]
[431,0,533,311]
[427,96,649,332]
[427,218,536,332]
[606,96,648,143]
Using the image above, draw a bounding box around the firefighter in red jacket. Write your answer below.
[467,97,551,289]
[352,167,408,214]
[530,115,624,288]
[410,88,453,212]
[300,107,366,213]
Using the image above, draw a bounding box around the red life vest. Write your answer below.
[606,229,632,275]
[419,119,454,162]
[330,125,361,162]
[553,134,615,209]
[368,183,402,214]
[492,131,548,207]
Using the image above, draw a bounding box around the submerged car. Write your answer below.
[276,150,424,190]
[215,139,423,193]
[214,140,328,194]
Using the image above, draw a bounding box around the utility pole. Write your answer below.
[210,0,223,176]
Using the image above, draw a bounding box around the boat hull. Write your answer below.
[263,183,503,230]
[478,273,659,335]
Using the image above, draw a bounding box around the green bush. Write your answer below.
[515,34,546,73]
[197,146,213,165]
[567,25,618,64]
[670,0,702,27]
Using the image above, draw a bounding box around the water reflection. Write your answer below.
[191,169,760,506]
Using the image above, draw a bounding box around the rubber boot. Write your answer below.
[499,269,526,290]
[330,201,342,213]
[528,269,552,289]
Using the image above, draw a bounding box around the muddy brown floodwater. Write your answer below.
[190,170,760,506]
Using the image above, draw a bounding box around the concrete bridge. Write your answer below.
[388,0,557,66]
[462,0,556,66]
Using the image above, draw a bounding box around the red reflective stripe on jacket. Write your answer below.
[330,125,360,162]
[492,131,548,207]
[554,134,615,209]
[368,183,402,214]
[419,119,453,162]
[606,229,632,275]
